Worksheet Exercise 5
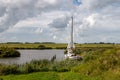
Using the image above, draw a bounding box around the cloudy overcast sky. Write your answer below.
[0,0,120,43]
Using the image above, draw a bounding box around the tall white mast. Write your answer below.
[67,16,75,54]
[71,16,73,48]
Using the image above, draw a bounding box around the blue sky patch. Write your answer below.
[73,0,82,6]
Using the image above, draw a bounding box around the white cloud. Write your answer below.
[49,15,70,30]
[35,28,43,34]
[85,14,96,27]
[0,0,63,32]
[80,0,120,11]
[0,0,120,43]
[44,0,57,4]
[53,35,57,40]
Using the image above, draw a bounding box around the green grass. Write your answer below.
[0,43,119,49]
[0,72,102,80]
[0,59,81,75]
[71,48,120,79]
[0,43,67,49]
[0,43,120,80]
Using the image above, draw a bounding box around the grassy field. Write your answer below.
[0,72,101,80]
[0,43,119,49]
[0,43,67,49]
[0,43,120,80]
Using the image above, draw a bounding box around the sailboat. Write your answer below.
[65,16,81,59]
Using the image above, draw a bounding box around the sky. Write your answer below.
[0,0,120,43]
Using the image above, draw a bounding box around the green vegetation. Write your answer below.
[0,72,101,80]
[71,48,120,79]
[38,45,52,49]
[0,43,120,80]
[0,59,81,75]
[0,47,20,58]
[0,43,67,49]
[0,43,118,49]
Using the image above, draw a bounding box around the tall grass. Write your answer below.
[0,59,82,75]
[0,45,120,80]
[71,48,120,79]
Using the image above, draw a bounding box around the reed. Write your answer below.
[0,59,81,75]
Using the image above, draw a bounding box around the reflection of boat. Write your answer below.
[65,16,81,60]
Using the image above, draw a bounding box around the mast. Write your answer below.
[67,16,75,54]
[71,16,74,48]
[65,16,81,59]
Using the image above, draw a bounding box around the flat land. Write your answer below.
[0,43,120,80]
[0,43,119,49]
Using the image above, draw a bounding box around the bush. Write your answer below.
[0,47,20,57]
[73,49,82,54]
[55,47,66,49]
[38,45,52,49]
[0,65,18,75]
[17,59,51,74]
[51,60,81,72]
[38,45,46,49]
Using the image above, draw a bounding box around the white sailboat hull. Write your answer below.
[65,53,82,60]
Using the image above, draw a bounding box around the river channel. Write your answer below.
[0,50,65,64]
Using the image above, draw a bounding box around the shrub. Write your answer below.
[38,45,52,49]
[73,49,81,54]
[55,47,66,49]
[0,47,20,57]
[0,65,18,75]
[38,45,46,49]
[64,50,67,54]
[52,60,81,72]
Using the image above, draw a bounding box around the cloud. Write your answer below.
[53,35,57,40]
[0,0,81,32]
[0,0,62,32]
[35,28,43,34]
[81,0,120,11]
[80,13,97,29]
[0,0,120,43]
[72,0,120,43]
[49,15,70,30]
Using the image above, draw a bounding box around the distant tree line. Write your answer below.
[1,42,56,44]
[6,42,23,44]
[84,42,115,44]
[25,42,56,44]
[0,42,119,44]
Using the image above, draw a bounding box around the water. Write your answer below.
[0,50,65,64]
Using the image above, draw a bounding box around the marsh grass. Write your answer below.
[0,59,82,75]
[71,48,120,79]
[0,45,120,80]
